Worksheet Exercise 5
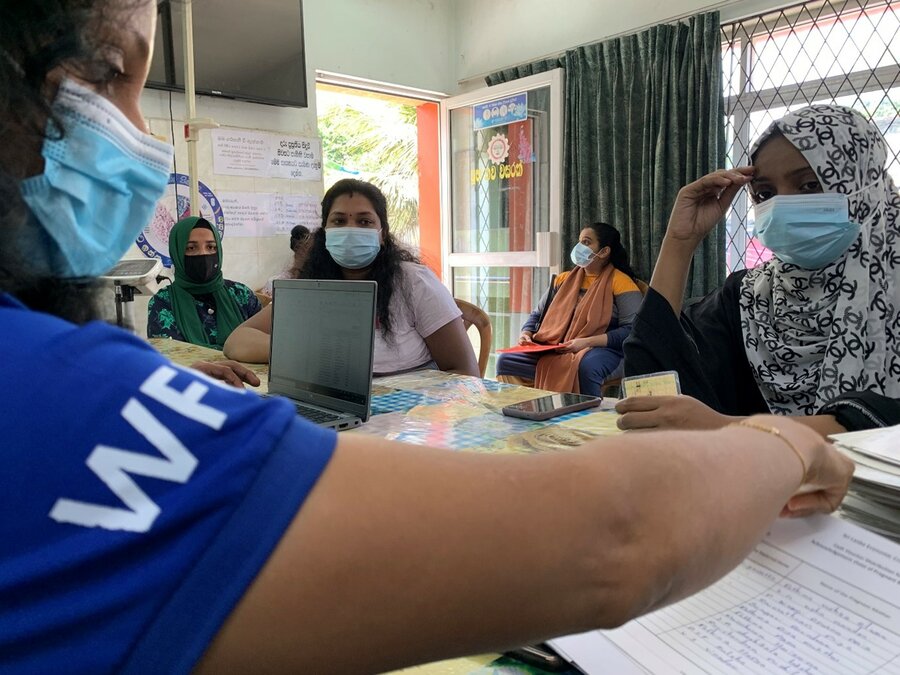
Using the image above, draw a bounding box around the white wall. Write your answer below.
[305,0,456,94]
[127,0,457,338]
[453,0,793,85]
[124,89,319,337]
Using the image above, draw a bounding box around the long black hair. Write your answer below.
[0,0,130,323]
[300,179,418,340]
[289,225,310,251]
[584,222,638,280]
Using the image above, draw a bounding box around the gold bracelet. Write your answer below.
[729,419,808,485]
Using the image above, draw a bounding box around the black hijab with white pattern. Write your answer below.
[740,104,900,415]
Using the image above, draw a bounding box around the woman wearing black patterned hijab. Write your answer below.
[742,105,900,416]
[619,104,900,434]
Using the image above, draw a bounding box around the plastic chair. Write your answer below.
[600,279,649,398]
[455,298,493,378]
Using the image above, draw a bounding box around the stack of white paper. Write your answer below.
[831,424,900,541]
[551,515,900,674]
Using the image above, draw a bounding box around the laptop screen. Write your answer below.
[269,279,376,416]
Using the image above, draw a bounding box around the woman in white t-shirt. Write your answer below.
[224,180,479,376]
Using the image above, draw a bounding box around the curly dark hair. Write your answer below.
[300,179,419,341]
[289,224,310,251]
[0,0,138,323]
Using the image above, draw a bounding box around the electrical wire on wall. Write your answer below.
[168,90,179,207]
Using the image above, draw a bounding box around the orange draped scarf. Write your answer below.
[533,265,615,393]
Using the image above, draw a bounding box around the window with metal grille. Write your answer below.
[721,0,900,272]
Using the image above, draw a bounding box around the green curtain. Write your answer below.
[486,12,726,296]
[484,57,563,86]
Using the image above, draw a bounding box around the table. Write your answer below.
[148,338,621,454]
[149,337,618,673]
[150,338,272,393]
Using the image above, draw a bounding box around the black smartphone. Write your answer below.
[504,642,570,672]
[501,392,602,421]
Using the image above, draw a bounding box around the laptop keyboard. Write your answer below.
[293,403,342,424]
[261,394,345,425]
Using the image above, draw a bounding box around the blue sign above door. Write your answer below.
[473,93,528,130]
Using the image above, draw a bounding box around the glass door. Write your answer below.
[441,69,564,377]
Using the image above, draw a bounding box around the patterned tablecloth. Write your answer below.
[148,337,617,673]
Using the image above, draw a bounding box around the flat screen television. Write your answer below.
[147,0,308,108]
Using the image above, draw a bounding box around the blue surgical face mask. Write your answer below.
[19,79,173,278]
[325,227,381,269]
[753,193,861,269]
[570,242,598,268]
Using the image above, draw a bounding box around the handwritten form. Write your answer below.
[551,515,900,674]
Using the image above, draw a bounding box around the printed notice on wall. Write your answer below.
[269,138,323,181]
[218,192,272,237]
[210,129,272,177]
[271,194,322,234]
[211,128,323,181]
[219,191,321,237]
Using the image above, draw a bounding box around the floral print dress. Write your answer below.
[147,280,261,349]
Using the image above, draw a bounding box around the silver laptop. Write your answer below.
[268,279,377,431]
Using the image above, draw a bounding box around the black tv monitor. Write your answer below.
[147,0,308,108]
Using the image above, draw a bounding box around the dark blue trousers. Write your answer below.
[495,346,624,395]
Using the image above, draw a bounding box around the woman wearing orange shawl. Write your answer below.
[496,223,642,394]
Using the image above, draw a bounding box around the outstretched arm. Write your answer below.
[189,360,261,389]
[222,302,273,363]
[425,317,480,377]
[616,395,849,439]
[198,416,851,674]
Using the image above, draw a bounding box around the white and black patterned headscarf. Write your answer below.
[740,104,900,416]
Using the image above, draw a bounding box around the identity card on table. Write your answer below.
[620,370,681,398]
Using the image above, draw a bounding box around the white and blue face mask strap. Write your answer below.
[55,79,173,173]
